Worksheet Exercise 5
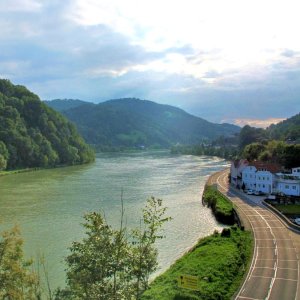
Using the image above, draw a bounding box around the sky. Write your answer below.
[1,0,300,127]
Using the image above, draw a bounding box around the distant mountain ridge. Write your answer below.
[45,98,240,148]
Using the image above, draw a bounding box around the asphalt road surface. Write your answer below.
[210,169,300,300]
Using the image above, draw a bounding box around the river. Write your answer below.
[0,151,228,290]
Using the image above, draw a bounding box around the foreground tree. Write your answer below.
[0,226,40,300]
[55,197,170,300]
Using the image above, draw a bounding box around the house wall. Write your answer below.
[242,166,256,190]
[292,167,300,177]
[255,171,274,194]
[231,160,248,187]
[277,180,300,196]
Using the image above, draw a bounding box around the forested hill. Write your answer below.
[44,99,87,112]
[45,98,240,148]
[0,79,95,170]
[267,113,300,142]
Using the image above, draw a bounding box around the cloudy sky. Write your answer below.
[1,0,300,127]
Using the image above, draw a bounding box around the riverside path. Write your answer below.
[210,168,300,300]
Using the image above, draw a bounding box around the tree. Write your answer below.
[0,226,40,300]
[55,197,170,300]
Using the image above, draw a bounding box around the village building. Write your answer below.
[231,159,300,196]
[275,173,300,196]
[241,161,281,194]
[230,159,248,188]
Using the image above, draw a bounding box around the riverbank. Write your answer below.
[0,161,96,177]
[142,227,252,300]
[141,170,253,300]
[0,167,41,176]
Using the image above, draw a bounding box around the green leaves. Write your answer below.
[0,226,40,300]
[56,197,170,300]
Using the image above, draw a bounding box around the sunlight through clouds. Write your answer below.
[1,0,300,123]
[67,0,300,83]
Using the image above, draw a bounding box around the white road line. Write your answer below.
[257,247,296,250]
[251,275,297,282]
[237,296,262,300]
[256,259,298,261]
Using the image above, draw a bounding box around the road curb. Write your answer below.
[262,200,300,234]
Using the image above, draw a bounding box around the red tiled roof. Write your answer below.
[249,161,282,173]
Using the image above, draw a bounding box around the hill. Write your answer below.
[45,98,240,148]
[0,79,95,170]
[44,99,87,112]
[238,112,300,149]
[267,113,300,142]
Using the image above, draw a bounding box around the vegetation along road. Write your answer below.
[211,169,300,300]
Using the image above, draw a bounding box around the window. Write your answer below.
[292,186,296,190]
[263,184,265,188]
[263,177,265,180]
[285,185,289,189]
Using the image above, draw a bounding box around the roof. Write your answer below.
[233,159,248,168]
[249,161,282,173]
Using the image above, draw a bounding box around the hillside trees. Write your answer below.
[0,79,94,170]
[242,140,300,168]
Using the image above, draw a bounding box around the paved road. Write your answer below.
[210,169,300,300]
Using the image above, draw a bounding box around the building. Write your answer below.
[230,159,248,188]
[292,167,300,177]
[231,160,300,196]
[275,172,300,196]
[241,162,281,194]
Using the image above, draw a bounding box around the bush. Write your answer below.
[203,186,235,225]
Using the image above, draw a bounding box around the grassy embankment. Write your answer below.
[202,185,235,225]
[142,185,253,300]
[269,204,300,215]
[142,227,252,300]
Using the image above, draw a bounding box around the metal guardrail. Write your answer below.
[262,200,300,233]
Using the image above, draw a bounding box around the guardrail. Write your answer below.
[262,200,300,233]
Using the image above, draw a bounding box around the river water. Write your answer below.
[0,151,228,290]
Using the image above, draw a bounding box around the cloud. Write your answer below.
[224,118,286,128]
[0,0,299,125]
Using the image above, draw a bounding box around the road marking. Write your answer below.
[252,227,285,229]
[257,246,296,250]
[251,275,297,282]
[238,296,262,300]
[215,170,299,300]
[256,239,291,241]
[256,258,298,261]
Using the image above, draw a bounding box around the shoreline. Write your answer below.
[142,168,254,299]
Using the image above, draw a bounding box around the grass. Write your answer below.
[271,204,300,215]
[202,185,235,225]
[142,227,253,300]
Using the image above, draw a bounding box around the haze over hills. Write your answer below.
[45,98,240,148]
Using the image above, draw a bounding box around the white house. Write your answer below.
[255,170,275,194]
[240,161,281,194]
[230,159,248,187]
[292,167,300,177]
[242,166,256,190]
[275,169,300,196]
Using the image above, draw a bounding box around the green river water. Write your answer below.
[0,151,228,290]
